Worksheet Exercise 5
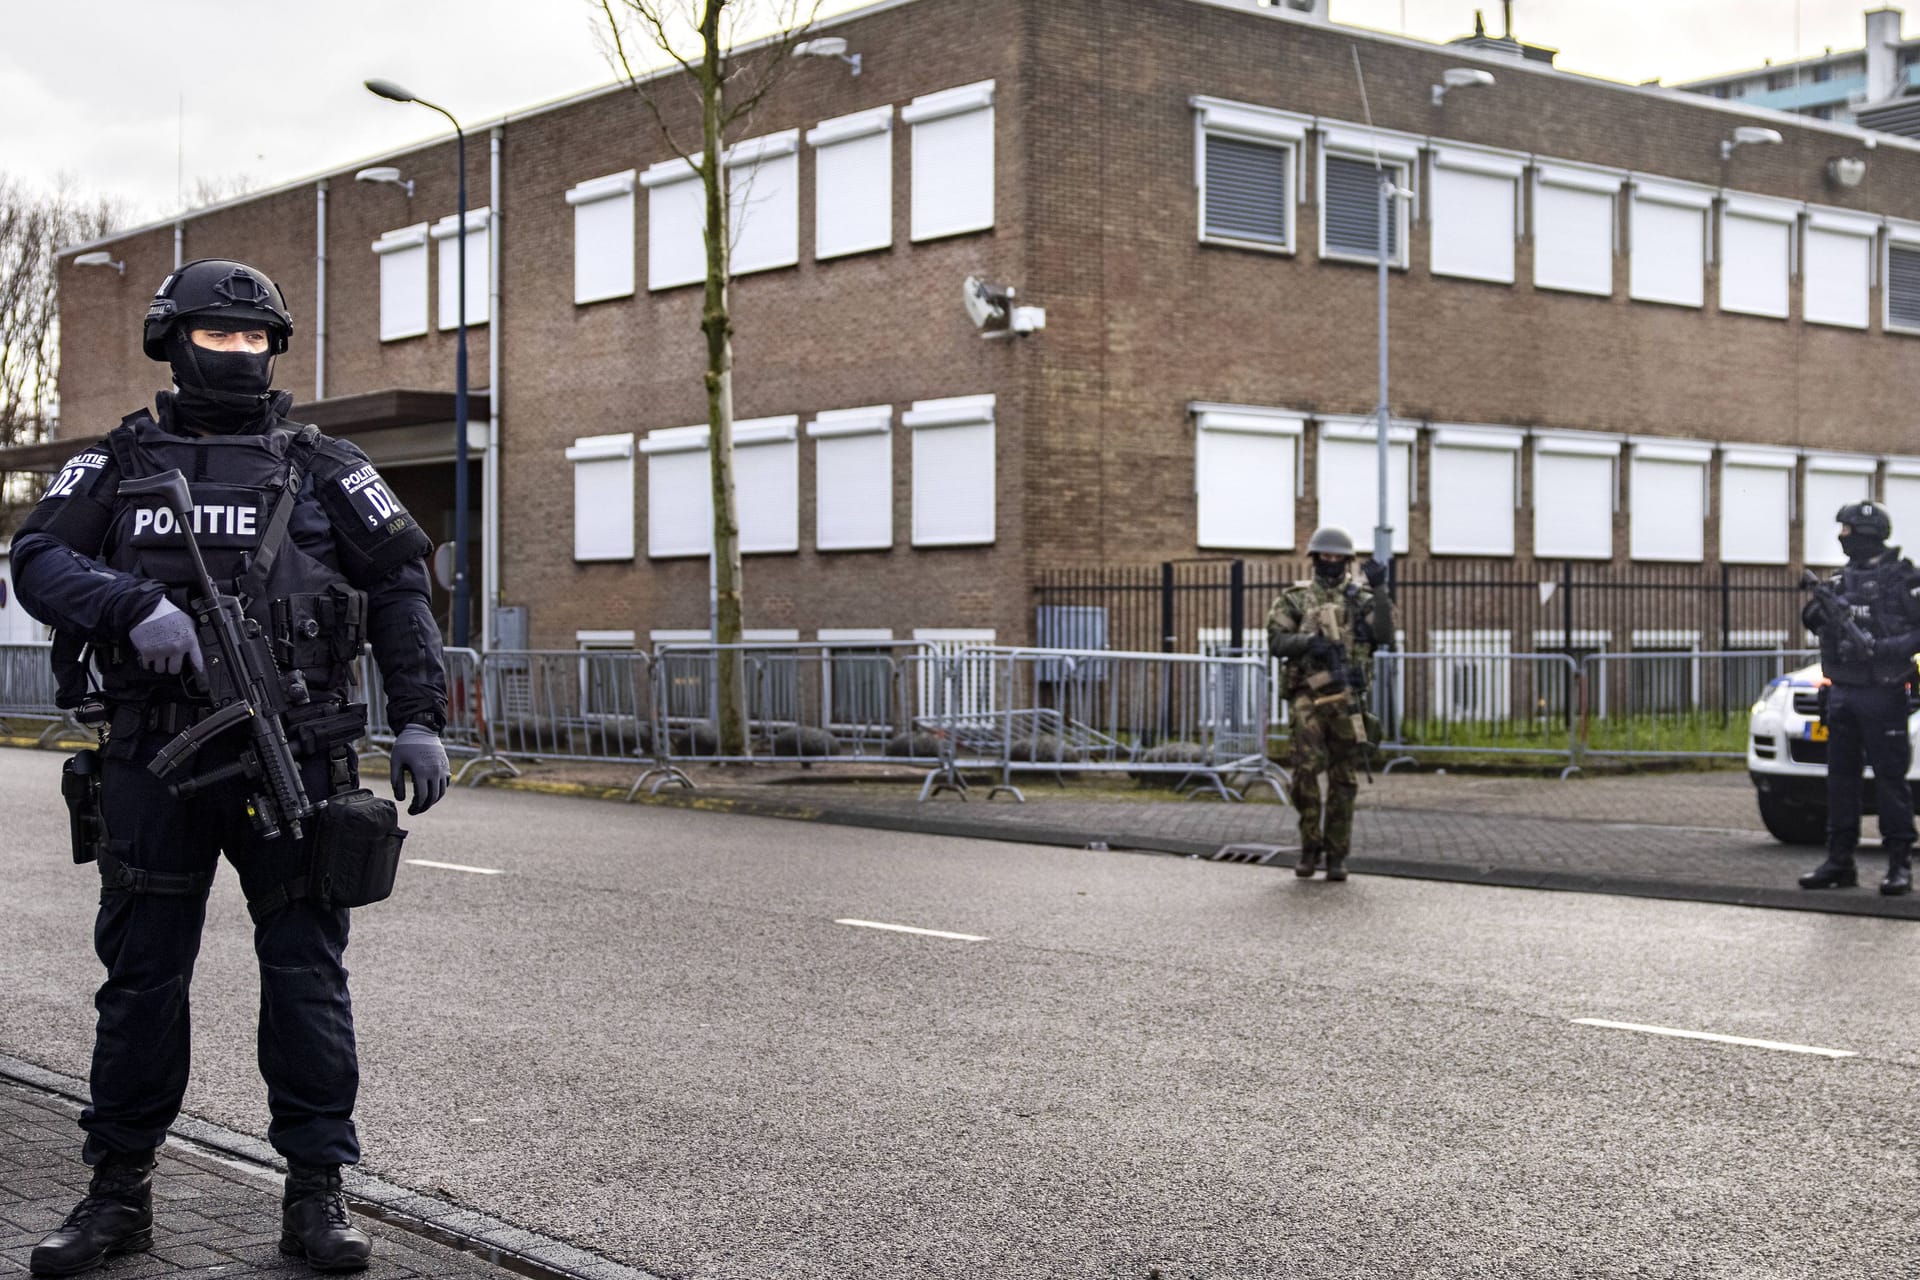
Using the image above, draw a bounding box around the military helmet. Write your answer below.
[142,259,293,361]
[1306,525,1357,557]
[1837,500,1892,542]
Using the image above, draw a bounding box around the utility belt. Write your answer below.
[61,701,403,920]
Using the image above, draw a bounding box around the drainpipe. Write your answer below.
[315,179,328,400]
[484,126,503,655]
[173,222,183,269]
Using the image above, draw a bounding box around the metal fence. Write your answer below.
[1580,648,1818,761]
[0,641,74,743]
[479,649,680,796]
[357,646,500,783]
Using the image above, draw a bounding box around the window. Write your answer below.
[1191,403,1303,551]
[1628,438,1710,563]
[1885,229,1920,332]
[1314,416,1412,556]
[1532,431,1619,560]
[1768,71,1797,91]
[638,417,798,559]
[1428,425,1521,557]
[564,432,636,561]
[1429,630,1513,723]
[1532,162,1620,297]
[904,394,995,546]
[912,628,997,720]
[1804,209,1878,329]
[808,405,893,551]
[432,208,490,329]
[1719,194,1797,319]
[372,223,429,341]
[576,631,641,719]
[726,132,801,276]
[567,170,637,304]
[1190,97,1309,252]
[1804,454,1875,566]
[1719,448,1794,566]
[903,80,994,242]
[640,425,710,558]
[1319,129,1414,265]
[641,156,704,291]
[1885,461,1920,543]
[808,107,893,260]
[1629,178,1711,308]
[818,628,897,734]
[1626,630,1700,715]
[1429,145,1523,284]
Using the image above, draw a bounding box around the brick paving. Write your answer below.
[0,1080,539,1280]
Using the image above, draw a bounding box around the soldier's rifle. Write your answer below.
[1802,569,1876,667]
[118,469,314,842]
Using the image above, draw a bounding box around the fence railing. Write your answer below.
[0,641,76,744]
[1370,652,1584,769]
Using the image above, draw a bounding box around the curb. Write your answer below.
[0,1053,667,1280]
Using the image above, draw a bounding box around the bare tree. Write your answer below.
[0,177,119,529]
[188,172,259,210]
[596,0,824,757]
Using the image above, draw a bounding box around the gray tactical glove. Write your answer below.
[129,598,204,676]
[390,723,450,815]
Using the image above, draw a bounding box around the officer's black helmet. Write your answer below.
[1837,500,1892,542]
[142,259,293,361]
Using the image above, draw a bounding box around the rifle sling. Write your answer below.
[236,424,322,606]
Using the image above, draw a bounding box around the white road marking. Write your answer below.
[834,918,989,942]
[405,859,505,876]
[1572,1018,1855,1059]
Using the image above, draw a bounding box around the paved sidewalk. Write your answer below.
[477,759,1920,920]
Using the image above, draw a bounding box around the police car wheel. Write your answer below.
[1757,791,1826,846]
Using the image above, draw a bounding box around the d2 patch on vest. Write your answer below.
[45,451,109,500]
[338,463,411,531]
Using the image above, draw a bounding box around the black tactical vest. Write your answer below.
[94,417,367,704]
[1824,552,1920,686]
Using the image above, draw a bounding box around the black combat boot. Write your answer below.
[1882,847,1913,897]
[280,1162,372,1272]
[1324,851,1349,883]
[1799,853,1859,890]
[1295,843,1322,878]
[30,1149,155,1276]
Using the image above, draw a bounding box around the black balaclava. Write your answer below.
[1840,530,1887,563]
[166,323,276,434]
[1313,555,1349,585]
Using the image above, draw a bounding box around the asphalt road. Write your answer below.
[3,746,1917,1279]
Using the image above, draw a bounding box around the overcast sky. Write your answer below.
[0,0,1890,224]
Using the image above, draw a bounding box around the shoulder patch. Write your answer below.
[43,450,110,499]
[336,461,410,531]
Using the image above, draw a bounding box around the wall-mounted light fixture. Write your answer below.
[73,251,125,275]
[354,165,415,198]
[793,37,861,76]
[1432,67,1495,106]
[1721,125,1784,160]
[1827,155,1868,188]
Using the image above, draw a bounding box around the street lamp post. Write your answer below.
[366,78,471,649]
[1374,176,1402,572]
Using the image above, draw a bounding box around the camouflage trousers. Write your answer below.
[1287,696,1364,856]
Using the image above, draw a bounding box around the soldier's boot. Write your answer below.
[1324,850,1349,882]
[29,1150,155,1277]
[1881,847,1913,897]
[280,1163,372,1272]
[1295,843,1322,878]
[1798,853,1859,890]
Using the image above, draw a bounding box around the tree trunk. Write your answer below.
[700,0,748,756]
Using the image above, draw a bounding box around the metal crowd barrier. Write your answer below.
[1579,648,1819,763]
[911,646,1284,802]
[355,647,507,785]
[0,641,77,744]
[1369,651,1586,775]
[479,648,681,796]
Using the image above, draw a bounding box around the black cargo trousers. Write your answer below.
[1824,681,1916,860]
[83,724,360,1169]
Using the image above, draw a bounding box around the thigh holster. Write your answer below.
[98,843,213,897]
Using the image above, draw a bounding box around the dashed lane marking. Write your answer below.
[835,918,989,942]
[405,859,505,876]
[1572,1018,1855,1058]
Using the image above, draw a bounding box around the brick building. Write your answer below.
[20,0,1920,660]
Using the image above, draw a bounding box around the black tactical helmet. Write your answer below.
[1837,500,1892,542]
[142,259,293,361]
[1306,525,1357,557]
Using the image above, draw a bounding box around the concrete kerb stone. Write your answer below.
[0,1053,667,1280]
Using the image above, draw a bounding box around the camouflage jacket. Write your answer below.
[1265,575,1395,700]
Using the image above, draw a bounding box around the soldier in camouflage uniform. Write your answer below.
[1266,526,1394,881]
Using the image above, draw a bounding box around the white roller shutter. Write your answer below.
[1429,146,1522,285]
[734,416,800,554]
[809,406,894,551]
[1314,419,1412,556]
[372,224,429,341]
[726,132,800,276]
[1533,163,1619,297]
[1719,194,1796,320]
[1718,447,1794,565]
[1883,460,1920,543]
[1192,405,1302,551]
[642,157,705,291]
[1804,454,1876,566]
[905,395,995,546]
[567,171,637,304]
[1804,209,1877,330]
[1628,439,1710,563]
[641,426,712,558]
[1532,432,1619,560]
[432,208,491,329]
[904,81,995,242]
[564,433,636,562]
[1629,179,1711,308]
[809,108,893,260]
[1429,425,1521,556]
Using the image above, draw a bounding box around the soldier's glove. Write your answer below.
[390,724,450,815]
[1361,557,1388,589]
[129,599,204,676]
[1306,634,1342,664]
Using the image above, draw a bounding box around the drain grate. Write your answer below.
[1210,843,1291,865]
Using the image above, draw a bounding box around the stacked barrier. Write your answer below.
[0,641,75,743]
[478,648,679,796]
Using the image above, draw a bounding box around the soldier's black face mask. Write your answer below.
[1840,532,1885,561]
[168,333,275,434]
[1313,555,1349,584]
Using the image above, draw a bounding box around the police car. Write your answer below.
[1748,662,1920,843]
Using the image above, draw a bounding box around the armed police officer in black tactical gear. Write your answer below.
[12,259,453,1275]
[1798,500,1920,897]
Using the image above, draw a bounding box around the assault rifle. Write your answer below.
[1802,569,1876,667]
[118,469,314,842]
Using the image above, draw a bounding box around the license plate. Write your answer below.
[1806,722,1830,742]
